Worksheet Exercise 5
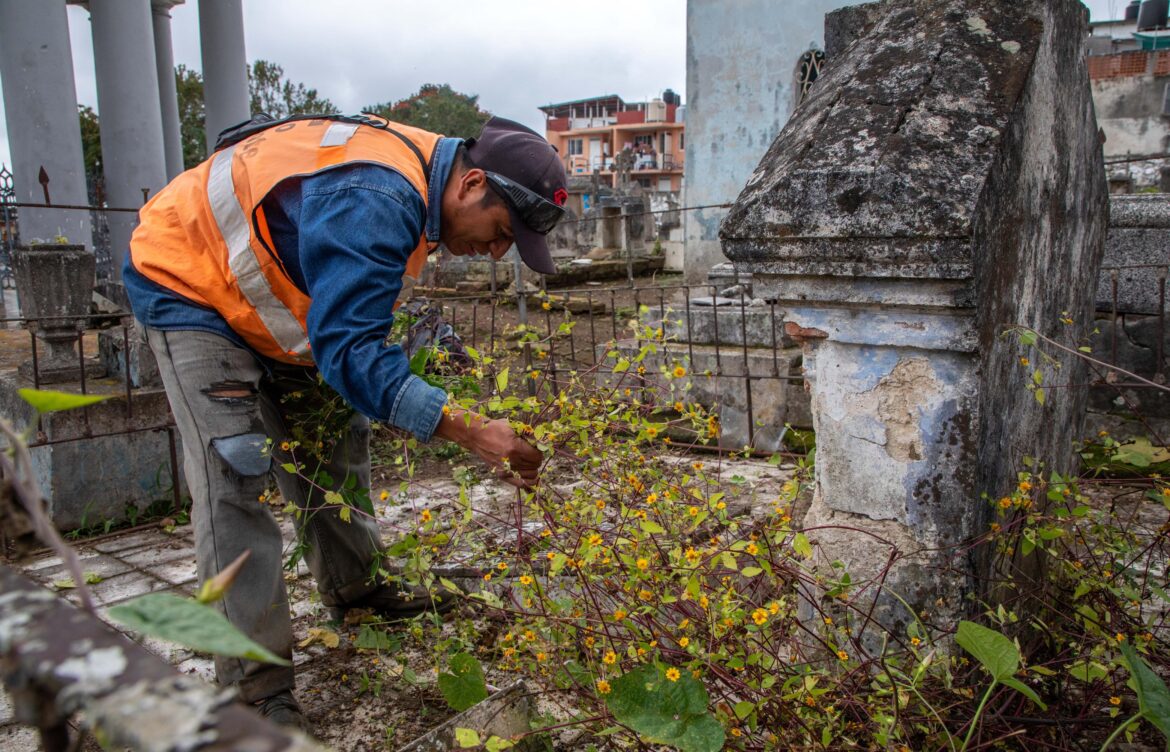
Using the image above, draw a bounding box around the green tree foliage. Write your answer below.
[77,105,102,202]
[175,64,207,169]
[364,83,491,139]
[248,60,339,118]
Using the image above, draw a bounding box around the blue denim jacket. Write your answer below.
[124,136,461,441]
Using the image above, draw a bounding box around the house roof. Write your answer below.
[539,95,626,116]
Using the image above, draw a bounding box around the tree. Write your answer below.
[364,84,491,139]
[176,64,206,169]
[77,105,103,203]
[248,60,339,118]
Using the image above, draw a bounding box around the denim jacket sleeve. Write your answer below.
[295,172,447,441]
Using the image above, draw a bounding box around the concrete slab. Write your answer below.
[91,529,168,554]
[74,569,168,608]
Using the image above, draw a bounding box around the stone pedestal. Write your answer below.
[720,0,1108,637]
[11,244,103,384]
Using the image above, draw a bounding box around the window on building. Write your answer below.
[796,49,826,105]
[568,138,584,155]
[634,134,654,148]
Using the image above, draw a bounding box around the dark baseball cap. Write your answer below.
[466,117,568,275]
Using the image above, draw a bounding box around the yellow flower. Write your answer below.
[746,543,759,556]
[698,595,709,609]
[751,608,769,626]
[280,441,291,451]
[603,650,617,665]
[420,509,432,523]
[768,601,781,615]
[646,493,658,504]
[536,651,548,662]
[1018,481,1032,492]
[673,366,687,378]
[674,401,684,412]
[837,650,849,661]
[497,561,509,571]
[483,573,492,581]
[519,575,534,586]
[584,636,596,647]
[636,558,650,570]
[380,490,390,501]
[678,636,690,648]
[595,499,606,510]
[1109,695,1121,706]
[596,679,612,694]
[688,506,700,517]
[1019,356,1030,367]
[998,496,1012,509]
[541,301,551,311]
[645,427,658,438]
[638,589,652,600]
[441,404,452,416]
[692,461,703,471]
[665,667,681,682]
[502,647,516,658]
[910,636,921,647]
[613,609,627,621]
[730,728,742,737]
[685,548,701,563]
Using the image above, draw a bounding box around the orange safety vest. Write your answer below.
[130,115,441,364]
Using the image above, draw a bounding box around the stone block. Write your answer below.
[1097,195,1170,315]
[0,369,183,531]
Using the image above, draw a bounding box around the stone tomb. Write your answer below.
[720,0,1108,635]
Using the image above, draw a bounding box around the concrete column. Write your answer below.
[199,0,249,153]
[720,0,1107,642]
[0,0,92,250]
[89,0,168,280]
[152,0,185,180]
[681,0,855,282]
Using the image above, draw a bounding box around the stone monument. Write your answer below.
[720,0,1108,636]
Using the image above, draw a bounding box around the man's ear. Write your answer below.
[458,167,487,200]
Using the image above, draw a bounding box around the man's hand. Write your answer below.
[433,408,542,488]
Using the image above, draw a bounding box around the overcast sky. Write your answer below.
[0,0,1127,172]
[0,0,686,170]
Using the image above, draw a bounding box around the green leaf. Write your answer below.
[640,519,667,535]
[741,567,764,578]
[280,463,297,474]
[1034,387,1046,406]
[108,592,289,665]
[1121,642,1170,743]
[485,736,515,751]
[454,727,481,748]
[733,701,756,720]
[606,664,725,752]
[1000,677,1047,709]
[792,533,813,559]
[956,620,1019,682]
[19,388,110,413]
[495,368,509,393]
[1018,330,1038,347]
[355,624,398,651]
[438,653,489,711]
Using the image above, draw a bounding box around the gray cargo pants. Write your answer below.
[145,326,384,702]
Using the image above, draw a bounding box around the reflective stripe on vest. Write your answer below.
[321,122,360,147]
[206,145,312,361]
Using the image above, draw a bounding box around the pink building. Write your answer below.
[540,91,685,192]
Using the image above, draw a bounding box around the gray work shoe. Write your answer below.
[331,581,458,622]
[255,690,311,734]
